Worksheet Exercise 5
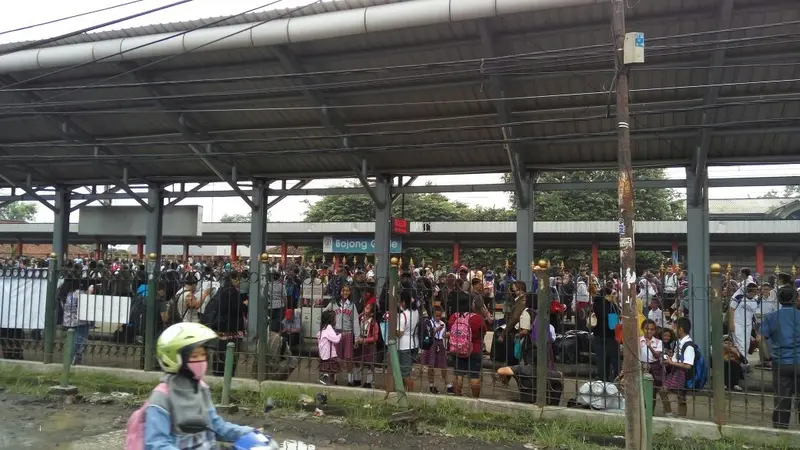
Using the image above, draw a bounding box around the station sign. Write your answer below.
[322,236,403,254]
[392,217,409,235]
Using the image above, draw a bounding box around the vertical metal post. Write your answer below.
[249,181,268,380]
[386,257,408,407]
[516,175,534,290]
[221,341,236,406]
[686,169,710,355]
[535,261,549,407]
[709,263,725,425]
[52,186,71,265]
[43,253,59,364]
[612,2,643,448]
[144,186,164,371]
[643,374,653,450]
[374,179,392,296]
[60,328,75,387]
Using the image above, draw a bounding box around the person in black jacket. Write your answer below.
[592,287,621,382]
[206,271,246,377]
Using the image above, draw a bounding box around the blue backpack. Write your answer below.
[680,341,709,390]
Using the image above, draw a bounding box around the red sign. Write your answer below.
[392,218,409,235]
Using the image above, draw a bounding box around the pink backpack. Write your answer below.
[448,313,474,358]
[125,383,168,450]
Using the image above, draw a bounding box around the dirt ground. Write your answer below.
[0,391,530,450]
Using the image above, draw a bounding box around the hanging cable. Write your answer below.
[0,0,196,57]
[0,0,321,113]
[0,0,146,36]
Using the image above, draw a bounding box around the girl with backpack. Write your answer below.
[317,310,342,386]
[448,297,487,398]
[125,322,257,449]
[323,284,360,386]
[421,306,448,394]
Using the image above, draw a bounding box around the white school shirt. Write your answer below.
[397,308,420,351]
[639,336,663,363]
[673,335,696,366]
[648,308,664,328]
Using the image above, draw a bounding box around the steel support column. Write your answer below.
[52,187,70,262]
[143,185,164,371]
[686,168,710,356]
[515,176,535,290]
[374,179,392,295]
[248,181,268,380]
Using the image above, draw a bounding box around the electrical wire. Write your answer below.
[3,94,798,149]
[9,76,798,116]
[2,117,797,163]
[0,15,795,95]
[0,0,196,58]
[0,0,315,98]
[0,33,794,114]
[0,0,146,37]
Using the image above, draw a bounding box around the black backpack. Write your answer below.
[201,289,222,328]
[420,317,435,350]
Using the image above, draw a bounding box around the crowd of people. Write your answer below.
[3,254,800,427]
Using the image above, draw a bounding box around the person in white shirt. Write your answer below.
[396,292,420,393]
[647,298,665,329]
[662,317,696,417]
[640,319,665,409]
[663,267,678,304]
[729,282,760,364]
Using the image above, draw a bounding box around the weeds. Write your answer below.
[0,366,793,450]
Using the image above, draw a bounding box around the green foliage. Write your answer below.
[509,169,684,272]
[764,185,800,198]
[303,185,510,267]
[0,202,37,222]
[302,170,683,273]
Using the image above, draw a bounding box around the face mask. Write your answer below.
[187,360,207,380]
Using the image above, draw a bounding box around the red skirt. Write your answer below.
[663,366,686,391]
[354,343,377,365]
[335,332,355,362]
[646,360,664,385]
[318,357,342,375]
[421,340,448,369]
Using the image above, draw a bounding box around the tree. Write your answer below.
[303,185,510,268]
[220,212,271,223]
[763,185,800,198]
[504,169,686,272]
[0,202,37,222]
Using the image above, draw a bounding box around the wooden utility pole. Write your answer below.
[611,1,644,449]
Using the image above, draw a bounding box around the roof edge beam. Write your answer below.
[185,141,255,209]
[70,185,124,212]
[691,0,735,207]
[392,176,418,203]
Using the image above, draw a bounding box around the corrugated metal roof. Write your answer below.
[0,0,798,185]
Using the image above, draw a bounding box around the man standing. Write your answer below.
[758,286,800,429]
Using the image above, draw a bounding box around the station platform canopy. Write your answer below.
[0,0,798,187]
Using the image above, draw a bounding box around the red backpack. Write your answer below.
[448,313,474,358]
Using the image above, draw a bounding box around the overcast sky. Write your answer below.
[1,1,799,224]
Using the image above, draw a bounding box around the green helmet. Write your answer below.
[156,322,217,373]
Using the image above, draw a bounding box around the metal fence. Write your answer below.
[1,257,799,430]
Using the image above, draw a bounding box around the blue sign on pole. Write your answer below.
[634,32,645,48]
[322,236,403,254]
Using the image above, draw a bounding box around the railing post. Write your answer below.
[217,341,238,413]
[643,373,654,450]
[143,253,159,371]
[535,260,550,407]
[50,328,78,395]
[709,262,726,425]
[43,253,59,364]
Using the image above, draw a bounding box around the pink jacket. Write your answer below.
[317,325,341,361]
